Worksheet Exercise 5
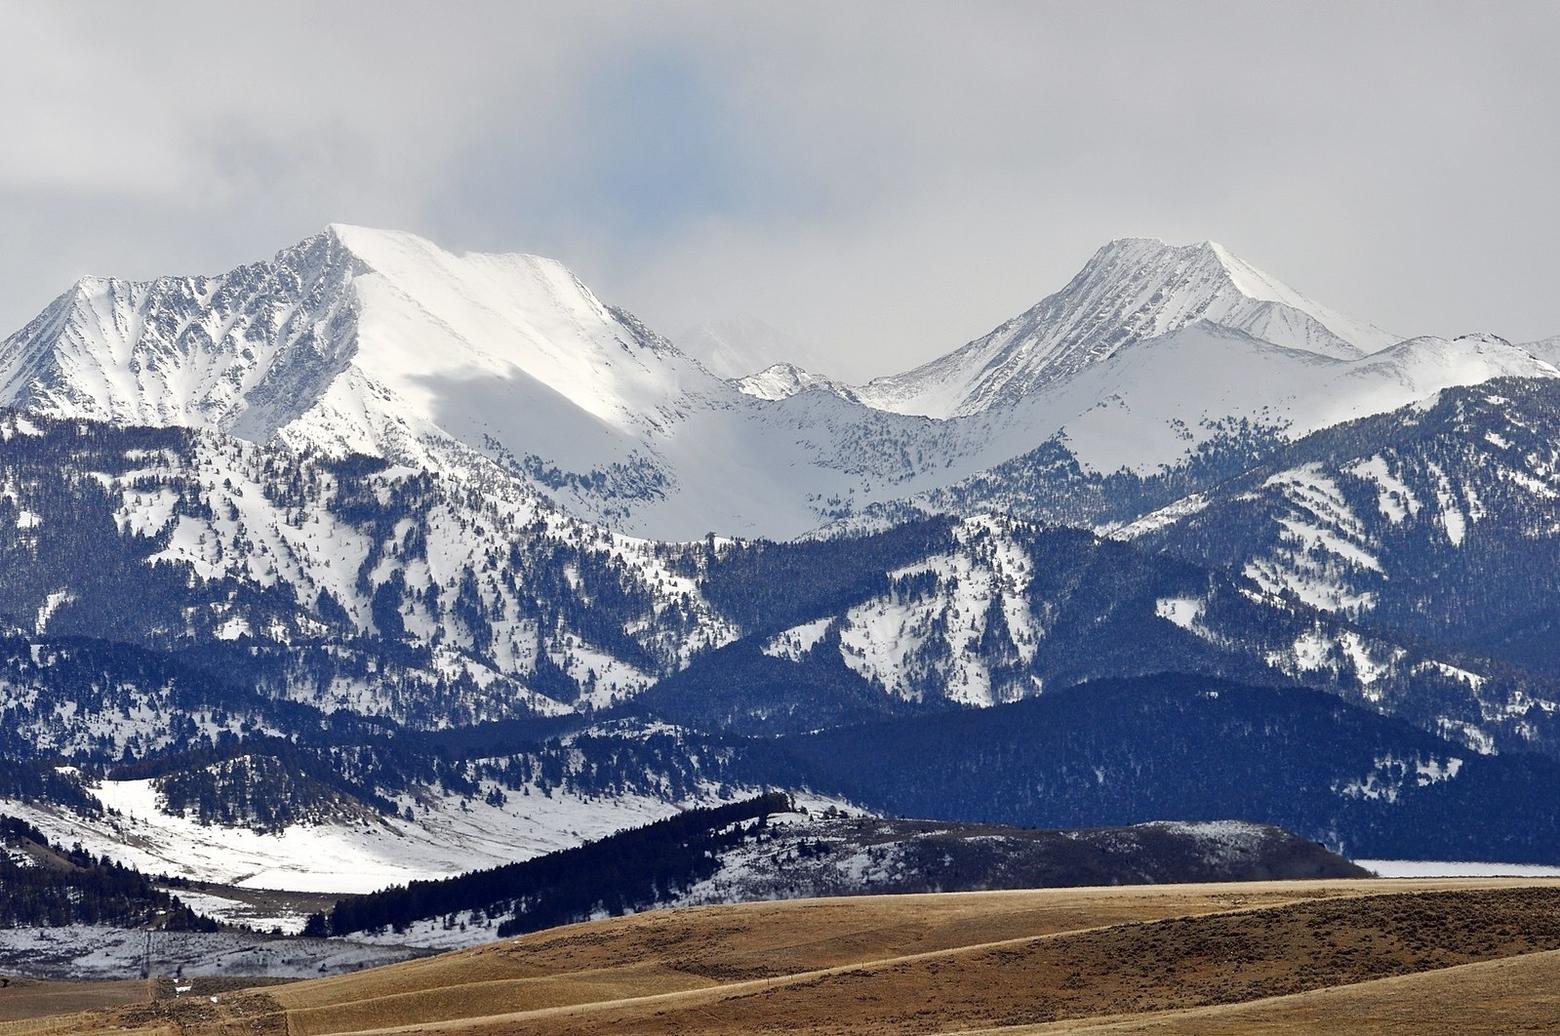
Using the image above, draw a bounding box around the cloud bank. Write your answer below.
[2,1,1556,380]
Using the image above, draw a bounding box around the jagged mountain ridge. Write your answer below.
[4,228,1551,539]
[854,238,1400,418]
[0,227,938,538]
[0,224,721,477]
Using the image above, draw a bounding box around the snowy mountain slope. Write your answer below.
[851,326,1560,539]
[1129,377,1560,681]
[0,231,939,539]
[1525,334,1560,366]
[1,767,730,894]
[700,325,1554,536]
[1001,326,1556,475]
[0,227,966,538]
[854,238,1401,419]
[0,410,741,720]
[0,631,858,906]
[0,713,834,896]
[708,275,1552,532]
[0,224,727,488]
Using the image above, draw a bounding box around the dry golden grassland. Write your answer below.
[22,876,1560,1034]
[0,977,151,1028]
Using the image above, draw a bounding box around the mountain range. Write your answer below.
[0,225,1557,903]
[6,227,1551,539]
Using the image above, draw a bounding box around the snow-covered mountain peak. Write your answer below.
[1451,331,1513,347]
[0,228,365,431]
[1,225,1545,542]
[854,237,1401,418]
[735,363,859,403]
[0,224,731,475]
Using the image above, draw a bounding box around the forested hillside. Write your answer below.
[0,816,215,930]
[781,674,1560,863]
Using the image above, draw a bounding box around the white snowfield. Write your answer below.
[1356,859,1560,878]
[2,228,1551,539]
[0,774,760,895]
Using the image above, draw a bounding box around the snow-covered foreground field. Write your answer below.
[1356,859,1560,878]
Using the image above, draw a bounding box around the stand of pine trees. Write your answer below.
[0,816,215,931]
[308,793,792,939]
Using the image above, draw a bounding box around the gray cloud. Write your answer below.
[2,1,1556,381]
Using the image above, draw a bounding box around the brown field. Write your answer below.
[0,978,150,1028]
[22,876,1560,1034]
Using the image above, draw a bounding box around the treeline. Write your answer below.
[309,792,793,938]
[101,722,771,836]
[0,815,215,930]
[0,757,99,815]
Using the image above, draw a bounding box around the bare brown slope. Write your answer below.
[0,978,148,1026]
[1011,947,1560,1034]
[274,883,1330,1034]
[39,878,1560,1035]
[375,885,1560,1035]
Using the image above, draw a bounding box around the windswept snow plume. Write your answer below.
[678,315,838,380]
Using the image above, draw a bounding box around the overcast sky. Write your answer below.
[2,1,1557,381]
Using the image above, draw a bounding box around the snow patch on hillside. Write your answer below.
[3,774,749,894]
[1155,596,1205,631]
[1350,455,1422,523]
[763,617,833,660]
